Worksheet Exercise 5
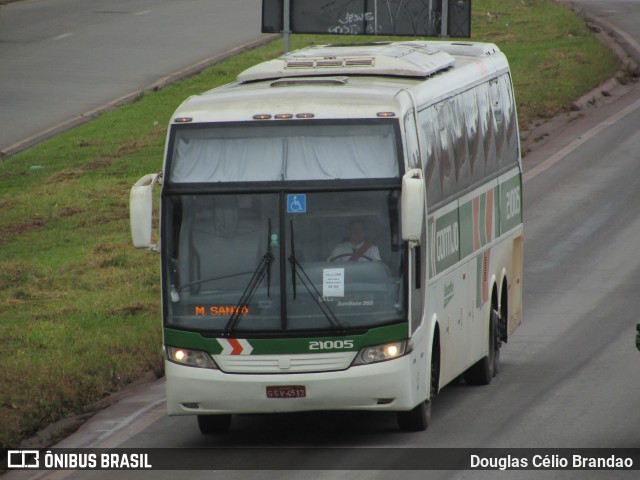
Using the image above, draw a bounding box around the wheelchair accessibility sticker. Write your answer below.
[287,194,306,213]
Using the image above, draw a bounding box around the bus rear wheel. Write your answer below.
[464,308,500,385]
[197,414,232,434]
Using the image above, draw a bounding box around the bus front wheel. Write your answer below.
[397,343,438,431]
[397,399,431,431]
[197,414,232,434]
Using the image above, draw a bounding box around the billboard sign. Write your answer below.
[262,0,471,38]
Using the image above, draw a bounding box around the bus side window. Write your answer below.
[452,95,471,193]
[490,78,506,163]
[404,112,420,169]
[464,88,483,186]
[500,74,519,167]
[421,107,443,207]
[437,102,456,200]
[477,82,498,178]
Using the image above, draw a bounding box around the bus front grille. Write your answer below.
[213,352,357,374]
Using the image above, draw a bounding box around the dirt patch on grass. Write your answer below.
[0,261,37,290]
[0,171,28,181]
[110,302,158,316]
[84,158,114,171]
[117,140,147,156]
[57,207,82,219]
[31,307,80,321]
[0,217,47,244]
[47,169,83,184]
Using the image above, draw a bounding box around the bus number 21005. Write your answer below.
[309,340,354,351]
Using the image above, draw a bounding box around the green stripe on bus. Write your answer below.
[459,201,474,258]
[164,322,409,355]
[433,208,460,274]
[500,175,522,234]
[494,185,500,239]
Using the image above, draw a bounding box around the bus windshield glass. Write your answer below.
[163,190,405,334]
[168,122,400,182]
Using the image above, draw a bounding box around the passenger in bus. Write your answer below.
[328,220,381,262]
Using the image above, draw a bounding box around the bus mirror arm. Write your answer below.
[130,172,162,251]
[401,168,424,245]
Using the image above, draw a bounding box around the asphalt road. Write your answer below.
[0,0,266,157]
[4,1,640,479]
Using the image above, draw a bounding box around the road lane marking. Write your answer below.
[53,33,74,41]
[523,97,640,183]
[96,401,165,448]
[134,10,152,16]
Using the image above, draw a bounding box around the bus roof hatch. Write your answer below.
[237,42,456,83]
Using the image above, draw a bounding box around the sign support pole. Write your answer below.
[441,0,449,38]
[283,0,291,53]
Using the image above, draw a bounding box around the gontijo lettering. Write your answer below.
[436,222,459,261]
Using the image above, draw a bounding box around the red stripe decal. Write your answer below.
[485,189,494,243]
[482,251,491,304]
[473,197,480,250]
[228,338,243,355]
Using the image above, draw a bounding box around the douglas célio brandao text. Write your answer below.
[470,453,634,470]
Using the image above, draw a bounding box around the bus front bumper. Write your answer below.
[165,354,415,415]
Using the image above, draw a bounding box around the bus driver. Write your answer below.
[328,220,381,262]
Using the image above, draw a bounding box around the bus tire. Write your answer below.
[397,343,438,431]
[197,414,232,434]
[397,399,431,432]
[464,308,500,385]
[493,308,501,377]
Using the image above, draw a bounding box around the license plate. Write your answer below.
[266,386,306,399]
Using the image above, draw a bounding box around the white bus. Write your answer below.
[130,41,523,433]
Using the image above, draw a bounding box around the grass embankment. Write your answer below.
[0,0,618,448]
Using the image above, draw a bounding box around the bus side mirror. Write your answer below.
[130,173,161,251]
[401,168,424,245]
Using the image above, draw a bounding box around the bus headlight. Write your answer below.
[166,346,218,369]
[352,340,411,365]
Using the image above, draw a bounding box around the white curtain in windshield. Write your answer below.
[172,136,284,182]
[285,134,397,179]
[169,124,399,183]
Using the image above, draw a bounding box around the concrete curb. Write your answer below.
[559,0,640,68]
[583,14,640,75]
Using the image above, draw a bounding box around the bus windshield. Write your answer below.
[168,121,400,183]
[163,190,405,334]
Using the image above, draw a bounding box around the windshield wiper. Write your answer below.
[267,218,272,297]
[177,271,255,291]
[288,220,344,334]
[223,219,273,337]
